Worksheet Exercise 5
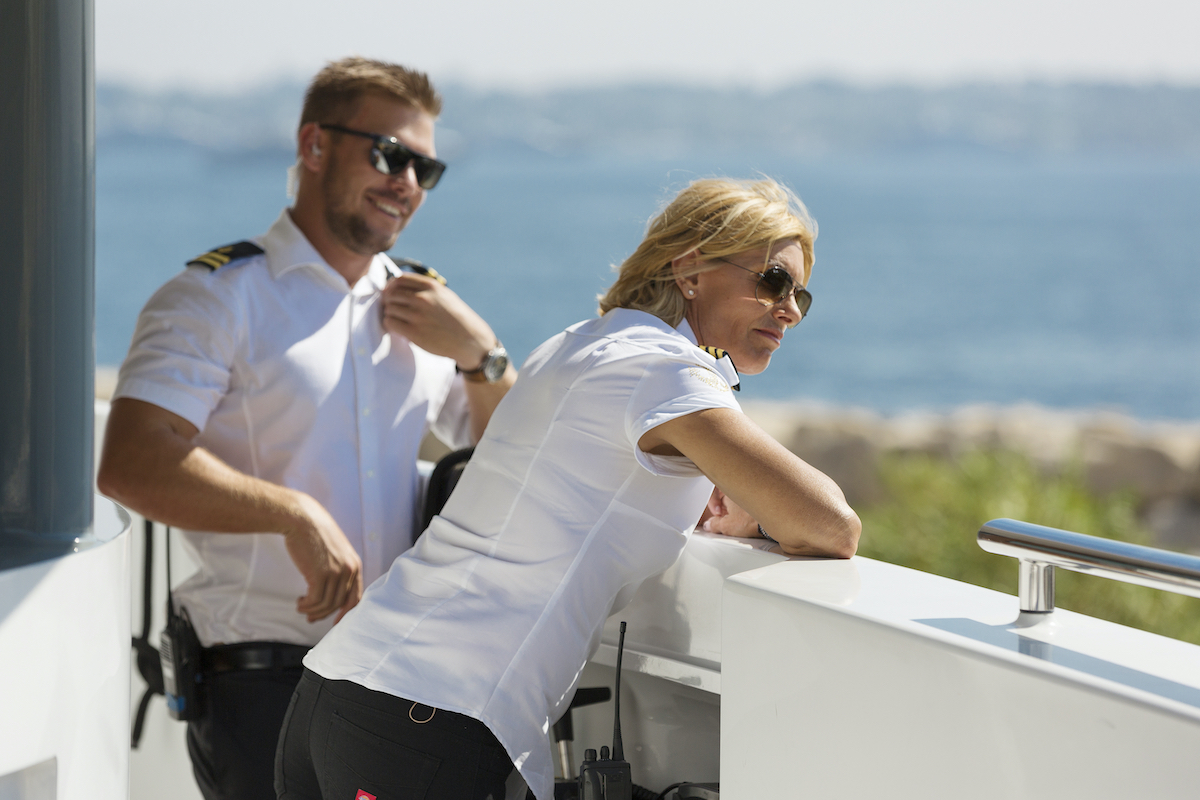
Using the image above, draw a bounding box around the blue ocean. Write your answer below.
[97,139,1200,421]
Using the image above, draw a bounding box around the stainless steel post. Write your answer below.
[0,0,95,569]
[1018,560,1055,613]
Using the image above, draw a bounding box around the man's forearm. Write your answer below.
[98,398,363,621]
[97,398,309,535]
[463,365,517,442]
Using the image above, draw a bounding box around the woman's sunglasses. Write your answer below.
[320,124,447,190]
[711,257,813,324]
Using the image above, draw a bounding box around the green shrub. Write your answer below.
[857,449,1200,645]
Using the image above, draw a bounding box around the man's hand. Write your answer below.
[381,272,497,369]
[701,487,762,539]
[283,495,363,623]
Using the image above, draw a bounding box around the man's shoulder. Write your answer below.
[185,240,266,273]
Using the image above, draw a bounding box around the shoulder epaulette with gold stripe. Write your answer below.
[698,345,740,391]
[387,257,448,285]
[186,241,265,271]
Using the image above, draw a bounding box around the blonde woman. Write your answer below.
[275,177,861,800]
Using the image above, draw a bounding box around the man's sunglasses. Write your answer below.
[711,256,813,324]
[320,124,447,190]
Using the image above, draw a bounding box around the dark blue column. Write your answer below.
[0,0,95,569]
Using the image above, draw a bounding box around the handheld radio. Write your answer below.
[158,527,203,720]
[578,621,633,800]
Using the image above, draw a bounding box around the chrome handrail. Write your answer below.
[977,518,1200,613]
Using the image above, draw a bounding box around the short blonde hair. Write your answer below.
[598,178,817,326]
[299,57,442,132]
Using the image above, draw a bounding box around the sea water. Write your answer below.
[97,138,1200,421]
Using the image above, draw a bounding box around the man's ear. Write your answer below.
[297,123,323,173]
[671,249,702,296]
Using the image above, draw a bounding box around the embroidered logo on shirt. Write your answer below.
[186,241,265,271]
[355,791,377,800]
[688,366,731,392]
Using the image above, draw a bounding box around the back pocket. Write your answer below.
[321,712,441,800]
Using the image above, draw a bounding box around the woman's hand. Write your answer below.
[701,487,761,538]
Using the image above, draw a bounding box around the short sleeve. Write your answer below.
[112,268,242,432]
[429,372,474,450]
[626,356,742,477]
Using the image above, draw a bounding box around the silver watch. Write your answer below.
[459,344,509,383]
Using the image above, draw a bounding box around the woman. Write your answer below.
[275,177,861,800]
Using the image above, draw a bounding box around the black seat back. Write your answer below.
[420,446,474,533]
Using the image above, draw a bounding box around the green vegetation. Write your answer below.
[857,449,1200,646]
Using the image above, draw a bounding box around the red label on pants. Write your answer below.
[356,792,376,800]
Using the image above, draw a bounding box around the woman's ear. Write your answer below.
[672,250,702,296]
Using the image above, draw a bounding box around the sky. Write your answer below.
[96,0,1200,92]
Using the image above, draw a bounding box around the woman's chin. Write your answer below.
[739,355,771,376]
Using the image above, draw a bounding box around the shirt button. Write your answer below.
[357,347,367,356]
[362,407,371,417]
[368,531,379,542]
[366,470,375,479]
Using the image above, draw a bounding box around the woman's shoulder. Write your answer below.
[574,309,696,356]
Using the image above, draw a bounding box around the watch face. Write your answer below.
[483,348,509,383]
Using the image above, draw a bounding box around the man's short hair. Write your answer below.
[299,57,442,130]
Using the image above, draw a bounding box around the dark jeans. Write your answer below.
[187,663,306,800]
[275,669,513,800]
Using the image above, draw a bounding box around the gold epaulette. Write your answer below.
[388,257,448,285]
[698,345,740,391]
[186,241,265,271]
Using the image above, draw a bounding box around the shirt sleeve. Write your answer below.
[112,267,242,432]
[428,372,474,451]
[625,355,742,477]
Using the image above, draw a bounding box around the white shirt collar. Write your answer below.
[263,210,392,295]
[675,317,698,345]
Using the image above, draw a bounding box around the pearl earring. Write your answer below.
[687,289,695,297]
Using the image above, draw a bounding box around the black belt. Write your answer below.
[201,641,310,675]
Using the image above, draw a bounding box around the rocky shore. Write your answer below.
[95,368,1200,552]
[741,400,1200,553]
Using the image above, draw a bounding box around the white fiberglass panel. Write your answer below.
[0,497,132,800]
[721,556,1200,800]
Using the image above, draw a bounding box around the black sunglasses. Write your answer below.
[712,256,813,325]
[320,124,447,190]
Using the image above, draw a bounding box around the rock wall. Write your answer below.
[742,401,1200,553]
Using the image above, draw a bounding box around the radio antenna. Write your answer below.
[612,621,626,762]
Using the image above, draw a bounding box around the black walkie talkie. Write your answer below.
[579,621,633,800]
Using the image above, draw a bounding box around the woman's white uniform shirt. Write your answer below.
[305,308,743,800]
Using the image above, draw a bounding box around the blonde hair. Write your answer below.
[299,57,442,132]
[598,178,817,326]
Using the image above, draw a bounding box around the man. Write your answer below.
[98,58,515,800]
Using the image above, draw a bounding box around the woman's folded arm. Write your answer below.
[640,407,861,558]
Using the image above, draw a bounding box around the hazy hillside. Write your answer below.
[97,81,1200,158]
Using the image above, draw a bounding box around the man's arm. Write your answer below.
[380,272,516,442]
[639,408,861,558]
[97,398,363,622]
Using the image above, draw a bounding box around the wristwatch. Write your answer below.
[458,344,509,383]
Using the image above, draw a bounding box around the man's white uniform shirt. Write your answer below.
[304,308,743,800]
[114,210,472,647]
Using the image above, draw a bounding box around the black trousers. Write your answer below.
[186,658,306,800]
[275,669,513,800]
